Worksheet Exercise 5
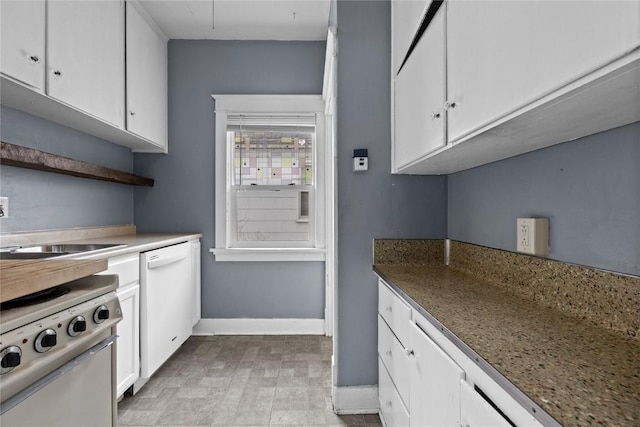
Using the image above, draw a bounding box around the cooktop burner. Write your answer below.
[0,286,71,311]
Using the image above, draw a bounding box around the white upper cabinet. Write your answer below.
[392,0,430,75]
[393,5,445,171]
[392,0,640,175]
[0,0,45,91]
[0,0,167,152]
[47,0,125,128]
[446,0,640,143]
[126,2,168,152]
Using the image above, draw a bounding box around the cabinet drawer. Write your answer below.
[379,357,410,427]
[378,315,410,409]
[378,280,411,346]
[460,380,512,427]
[97,253,139,287]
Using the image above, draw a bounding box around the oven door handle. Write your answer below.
[0,335,116,415]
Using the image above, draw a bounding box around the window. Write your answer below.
[211,95,326,261]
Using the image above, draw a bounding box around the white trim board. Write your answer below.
[332,385,380,415]
[193,318,325,335]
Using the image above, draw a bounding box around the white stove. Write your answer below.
[0,274,122,426]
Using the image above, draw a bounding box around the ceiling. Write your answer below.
[139,0,331,41]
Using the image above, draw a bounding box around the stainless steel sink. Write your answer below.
[0,252,71,260]
[0,243,126,260]
[12,243,125,254]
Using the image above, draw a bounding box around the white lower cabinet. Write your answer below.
[460,380,512,427]
[377,278,543,427]
[379,357,410,427]
[409,322,465,426]
[115,283,140,397]
[378,316,410,407]
[97,253,140,397]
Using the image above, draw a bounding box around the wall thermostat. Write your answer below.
[353,149,368,172]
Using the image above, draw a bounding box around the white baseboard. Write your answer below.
[193,318,325,335]
[333,385,379,414]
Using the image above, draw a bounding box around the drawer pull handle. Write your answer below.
[29,55,40,64]
[405,349,414,356]
[386,350,392,357]
[386,401,392,408]
[385,306,392,313]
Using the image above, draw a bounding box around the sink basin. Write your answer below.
[0,252,71,260]
[0,243,126,260]
[13,243,125,254]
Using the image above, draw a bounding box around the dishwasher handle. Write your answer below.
[146,252,188,270]
[0,335,116,415]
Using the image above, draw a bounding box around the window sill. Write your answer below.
[210,247,326,262]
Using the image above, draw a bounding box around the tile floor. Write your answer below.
[118,335,382,427]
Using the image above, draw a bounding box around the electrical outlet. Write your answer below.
[0,197,8,218]
[519,222,530,248]
[517,218,549,256]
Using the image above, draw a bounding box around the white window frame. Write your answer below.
[210,95,326,262]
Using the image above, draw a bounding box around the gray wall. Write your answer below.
[0,106,133,233]
[134,40,327,319]
[448,122,640,276]
[335,1,447,387]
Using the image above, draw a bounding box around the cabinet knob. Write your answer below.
[29,55,40,64]
[385,306,392,313]
[385,401,392,408]
[405,348,414,357]
[129,111,136,116]
[52,70,62,77]
[386,350,392,357]
[444,101,457,110]
[431,112,441,120]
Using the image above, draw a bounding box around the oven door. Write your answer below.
[0,335,116,427]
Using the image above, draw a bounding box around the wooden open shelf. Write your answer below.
[0,141,154,186]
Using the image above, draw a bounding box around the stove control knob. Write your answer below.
[0,346,22,374]
[68,316,87,337]
[35,329,57,353]
[93,305,110,324]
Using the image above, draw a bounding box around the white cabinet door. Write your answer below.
[191,240,201,327]
[393,5,445,172]
[378,280,412,347]
[0,0,45,90]
[47,0,125,128]
[116,283,140,397]
[446,0,640,143]
[125,2,168,150]
[391,0,430,75]
[460,380,512,427]
[379,358,410,427]
[409,321,465,427]
[378,315,410,409]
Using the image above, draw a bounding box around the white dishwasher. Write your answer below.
[138,242,192,385]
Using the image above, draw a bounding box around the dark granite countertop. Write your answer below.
[374,263,640,427]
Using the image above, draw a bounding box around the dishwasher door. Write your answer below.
[140,242,192,378]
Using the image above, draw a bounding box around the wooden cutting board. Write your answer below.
[0,259,108,303]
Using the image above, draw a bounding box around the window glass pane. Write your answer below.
[228,124,314,186]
